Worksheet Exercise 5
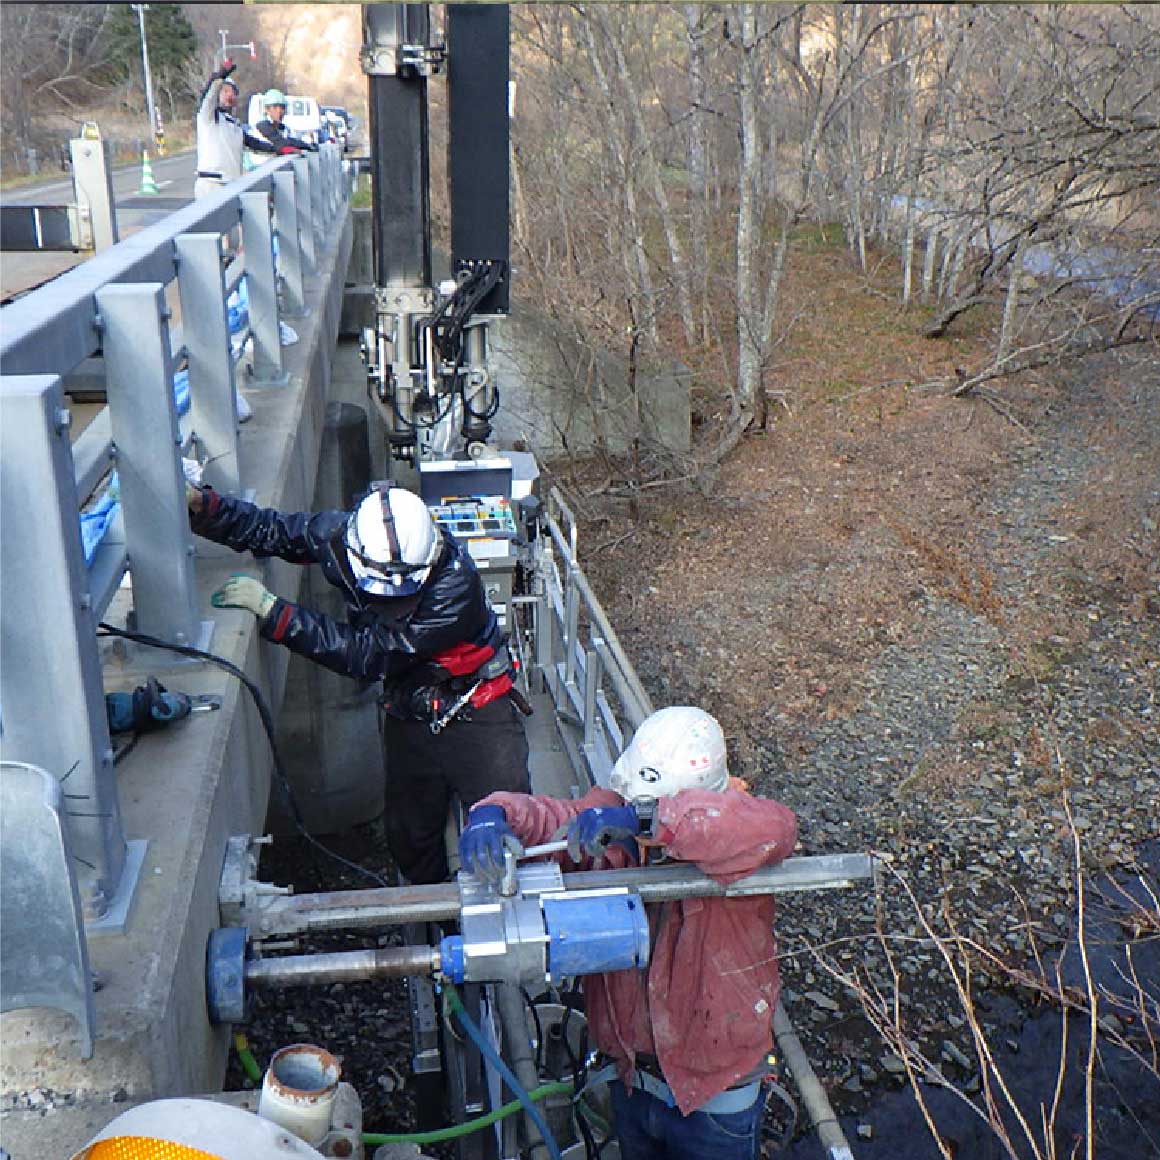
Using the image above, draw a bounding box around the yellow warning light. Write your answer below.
[83,1140,222,1160]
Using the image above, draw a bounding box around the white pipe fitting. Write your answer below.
[257,1043,341,1146]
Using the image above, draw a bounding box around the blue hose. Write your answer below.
[443,983,564,1160]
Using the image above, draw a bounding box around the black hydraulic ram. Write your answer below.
[364,2,433,291]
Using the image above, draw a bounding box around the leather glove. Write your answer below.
[459,805,523,883]
[219,58,236,79]
[565,805,640,862]
[211,574,276,619]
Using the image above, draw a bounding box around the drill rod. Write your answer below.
[249,853,876,940]
[245,945,439,987]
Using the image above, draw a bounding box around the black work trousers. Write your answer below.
[383,696,530,884]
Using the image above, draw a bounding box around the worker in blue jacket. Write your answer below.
[188,482,530,882]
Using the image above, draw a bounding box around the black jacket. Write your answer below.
[192,490,501,684]
[254,118,318,153]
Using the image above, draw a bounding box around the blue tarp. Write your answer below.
[80,480,120,565]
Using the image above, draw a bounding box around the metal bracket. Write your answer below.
[374,284,434,315]
[360,42,445,77]
[218,834,292,932]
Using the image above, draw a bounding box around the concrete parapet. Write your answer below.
[0,211,353,1158]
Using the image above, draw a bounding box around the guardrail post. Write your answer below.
[326,144,340,216]
[239,190,288,386]
[96,283,202,646]
[318,146,332,223]
[306,151,325,255]
[0,375,129,922]
[563,561,582,693]
[175,233,242,494]
[292,155,317,275]
[69,137,118,252]
[272,170,307,318]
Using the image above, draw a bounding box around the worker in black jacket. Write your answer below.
[188,482,530,883]
[254,89,318,154]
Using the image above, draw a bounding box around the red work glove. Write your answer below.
[219,58,236,79]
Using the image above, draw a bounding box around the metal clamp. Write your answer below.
[360,42,445,77]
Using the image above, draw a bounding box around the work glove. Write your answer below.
[211,574,276,619]
[459,804,523,884]
[182,458,207,514]
[564,805,640,862]
[218,58,236,79]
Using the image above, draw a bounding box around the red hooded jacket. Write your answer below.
[477,785,798,1114]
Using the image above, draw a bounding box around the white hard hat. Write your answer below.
[608,706,729,801]
[344,487,440,597]
[70,1097,326,1159]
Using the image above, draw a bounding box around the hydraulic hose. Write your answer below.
[362,1081,571,1147]
[444,983,564,1160]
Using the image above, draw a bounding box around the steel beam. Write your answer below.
[176,233,242,494]
[0,159,290,379]
[239,191,287,385]
[96,283,201,645]
[0,376,127,918]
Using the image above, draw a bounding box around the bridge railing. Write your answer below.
[0,145,349,928]
[530,487,655,790]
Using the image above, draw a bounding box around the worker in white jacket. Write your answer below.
[194,59,277,198]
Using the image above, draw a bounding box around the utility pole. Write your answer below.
[133,5,159,153]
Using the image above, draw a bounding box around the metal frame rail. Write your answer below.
[524,486,857,1158]
[527,486,653,791]
[0,147,348,927]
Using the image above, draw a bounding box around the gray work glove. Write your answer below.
[211,574,276,619]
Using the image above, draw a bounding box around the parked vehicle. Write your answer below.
[321,106,357,151]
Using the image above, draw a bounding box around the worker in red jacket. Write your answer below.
[459,706,799,1160]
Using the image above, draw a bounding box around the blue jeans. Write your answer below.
[610,1080,764,1160]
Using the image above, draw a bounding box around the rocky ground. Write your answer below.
[237,246,1158,1157]
[563,253,1159,1154]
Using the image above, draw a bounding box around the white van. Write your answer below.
[245,93,325,144]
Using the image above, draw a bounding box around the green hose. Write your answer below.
[362,1080,573,1146]
[232,1032,263,1085]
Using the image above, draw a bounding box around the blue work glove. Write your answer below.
[459,805,523,883]
[566,805,640,862]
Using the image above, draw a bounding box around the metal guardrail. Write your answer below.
[530,487,655,790]
[0,146,349,930]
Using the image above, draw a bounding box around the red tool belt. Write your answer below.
[432,641,514,710]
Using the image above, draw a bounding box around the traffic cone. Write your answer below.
[138,150,159,195]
